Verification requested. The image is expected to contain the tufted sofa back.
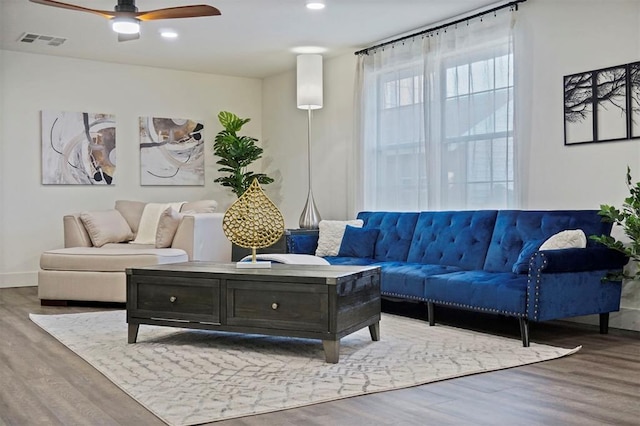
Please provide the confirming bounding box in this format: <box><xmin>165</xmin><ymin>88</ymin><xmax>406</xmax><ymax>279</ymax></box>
<box><xmin>406</xmin><ymin>210</ymin><xmax>498</xmax><ymax>270</ymax></box>
<box><xmin>483</xmin><ymin>210</ymin><xmax>612</xmax><ymax>272</ymax></box>
<box><xmin>357</xmin><ymin>212</ymin><xmax>419</xmax><ymax>261</ymax></box>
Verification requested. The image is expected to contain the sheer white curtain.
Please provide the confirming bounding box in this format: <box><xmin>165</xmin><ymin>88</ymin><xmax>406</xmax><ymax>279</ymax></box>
<box><xmin>355</xmin><ymin>9</ymin><xmax>523</xmax><ymax>212</ymax></box>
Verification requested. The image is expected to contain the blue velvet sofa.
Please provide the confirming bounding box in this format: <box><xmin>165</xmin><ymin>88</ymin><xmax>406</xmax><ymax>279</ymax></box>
<box><xmin>289</xmin><ymin>210</ymin><xmax>628</xmax><ymax>346</ymax></box>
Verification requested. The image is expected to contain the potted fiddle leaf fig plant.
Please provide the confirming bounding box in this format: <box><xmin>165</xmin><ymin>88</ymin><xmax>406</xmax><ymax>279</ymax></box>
<box><xmin>213</xmin><ymin>111</ymin><xmax>274</xmax><ymax>197</ymax></box>
<box><xmin>590</xmin><ymin>166</ymin><xmax>638</xmax><ymax>280</ymax></box>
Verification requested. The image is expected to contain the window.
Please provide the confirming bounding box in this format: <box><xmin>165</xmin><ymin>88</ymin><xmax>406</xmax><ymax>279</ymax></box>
<box><xmin>358</xmin><ymin>12</ymin><xmax>516</xmax><ymax>212</ymax></box>
<box><xmin>441</xmin><ymin>48</ymin><xmax>514</xmax><ymax>209</ymax></box>
<box><xmin>368</xmin><ymin>66</ymin><xmax>427</xmax><ymax>210</ymax></box>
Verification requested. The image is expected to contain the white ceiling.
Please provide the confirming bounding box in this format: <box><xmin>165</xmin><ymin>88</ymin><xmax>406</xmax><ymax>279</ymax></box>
<box><xmin>1</xmin><ymin>0</ymin><xmax>499</xmax><ymax>78</ymax></box>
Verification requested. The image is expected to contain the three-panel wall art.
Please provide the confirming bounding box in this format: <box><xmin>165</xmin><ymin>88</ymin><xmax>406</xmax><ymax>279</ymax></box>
<box><xmin>564</xmin><ymin>61</ymin><xmax>640</xmax><ymax>145</ymax></box>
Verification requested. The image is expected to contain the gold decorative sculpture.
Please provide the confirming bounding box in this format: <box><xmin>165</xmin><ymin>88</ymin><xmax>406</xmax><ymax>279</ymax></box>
<box><xmin>223</xmin><ymin>179</ymin><xmax>285</xmax><ymax>268</ymax></box>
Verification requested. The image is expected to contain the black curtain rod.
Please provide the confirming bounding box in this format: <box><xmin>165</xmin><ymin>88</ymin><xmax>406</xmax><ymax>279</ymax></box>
<box><xmin>354</xmin><ymin>0</ymin><xmax>526</xmax><ymax>56</ymax></box>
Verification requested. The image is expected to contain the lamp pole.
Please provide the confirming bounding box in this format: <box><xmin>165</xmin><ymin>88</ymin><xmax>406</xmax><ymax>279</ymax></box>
<box><xmin>297</xmin><ymin>54</ymin><xmax>323</xmax><ymax>229</ymax></box>
<box><xmin>299</xmin><ymin>107</ymin><xmax>321</xmax><ymax>229</ymax></box>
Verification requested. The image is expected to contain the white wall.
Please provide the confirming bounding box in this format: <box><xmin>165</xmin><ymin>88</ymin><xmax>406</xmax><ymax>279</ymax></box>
<box><xmin>262</xmin><ymin>53</ymin><xmax>357</xmax><ymax>228</ymax></box>
<box><xmin>523</xmin><ymin>0</ymin><xmax>640</xmax><ymax>210</ymax></box>
<box><xmin>0</xmin><ymin>50</ymin><xmax>262</xmax><ymax>287</ymax></box>
<box><xmin>262</xmin><ymin>0</ymin><xmax>640</xmax><ymax>330</ymax></box>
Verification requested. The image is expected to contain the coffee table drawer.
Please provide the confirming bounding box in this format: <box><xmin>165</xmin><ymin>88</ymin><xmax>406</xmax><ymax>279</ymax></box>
<box><xmin>132</xmin><ymin>277</ymin><xmax>220</xmax><ymax>322</ymax></box>
<box><xmin>226</xmin><ymin>280</ymin><xmax>328</xmax><ymax>331</ymax></box>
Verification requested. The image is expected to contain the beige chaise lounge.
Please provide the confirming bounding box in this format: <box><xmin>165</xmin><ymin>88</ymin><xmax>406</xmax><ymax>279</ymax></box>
<box><xmin>39</xmin><ymin>199</ymin><xmax>231</xmax><ymax>304</ymax></box>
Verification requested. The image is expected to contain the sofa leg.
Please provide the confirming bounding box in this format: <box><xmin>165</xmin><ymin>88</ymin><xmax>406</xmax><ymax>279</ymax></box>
<box><xmin>427</xmin><ymin>302</ymin><xmax>435</xmax><ymax>326</ymax></box>
<box><xmin>599</xmin><ymin>313</ymin><xmax>609</xmax><ymax>334</ymax></box>
<box><xmin>519</xmin><ymin>318</ymin><xmax>530</xmax><ymax>347</ymax></box>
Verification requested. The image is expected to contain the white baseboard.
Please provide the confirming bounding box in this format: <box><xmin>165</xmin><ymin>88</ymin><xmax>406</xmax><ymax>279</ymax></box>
<box><xmin>0</xmin><ymin>271</ymin><xmax>38</xmax><ymax>288</ymax></box>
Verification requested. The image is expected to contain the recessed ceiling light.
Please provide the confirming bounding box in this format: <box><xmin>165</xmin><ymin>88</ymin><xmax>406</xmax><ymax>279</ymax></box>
<box><xmin>306</xmin><ymin>0</ymin><xmax>325</xmax><ymax>10</ymax></box>
<box><xmin>292</xmin><ymin>46</ymin><xmax>328</xmax><ymax>54</ymax></box>
<box><xmin>160</xmin><ymin>30</ymin><xmax>178</xmax><ymax>39</ymax></box>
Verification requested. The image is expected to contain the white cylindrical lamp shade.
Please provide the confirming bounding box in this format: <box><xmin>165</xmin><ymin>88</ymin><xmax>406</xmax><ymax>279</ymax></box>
<box><xmin>297</xmin><ymin>54</ymin><xmax>323</xmax><ymax>110</ymax></box>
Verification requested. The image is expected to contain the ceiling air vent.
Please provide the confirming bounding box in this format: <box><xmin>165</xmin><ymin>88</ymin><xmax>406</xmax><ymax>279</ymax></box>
<box><xmin>18</xmin><ymin>32</ymin><xmax>67</xmax><ymax>47</ymax></box>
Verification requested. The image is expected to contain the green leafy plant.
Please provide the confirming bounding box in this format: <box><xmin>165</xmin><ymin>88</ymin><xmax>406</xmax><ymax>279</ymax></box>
<box><xmin>590</xmin><ymin>166</ymin><xmax>638</xmax><ymax>280</ymax></box>
<box><xmin>213</xmin><ymin>111</ymin><xmax>274</xmax><ymax>197</ymax></box>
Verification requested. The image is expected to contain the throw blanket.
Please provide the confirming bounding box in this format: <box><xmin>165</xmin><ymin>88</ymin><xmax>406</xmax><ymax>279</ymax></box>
<box><xmin>131</xmin><ymin>202</ymin><xmax>185</xmax><ymax>245</ymax></box>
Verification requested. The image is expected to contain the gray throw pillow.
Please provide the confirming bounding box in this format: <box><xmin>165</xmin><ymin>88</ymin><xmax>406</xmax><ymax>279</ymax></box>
<box><xmin>156</xmin><ymin>207</ymin><xmax>184</xmax><ymax>248</ymax></box>
<box><xmin>79</xmin><ymin>210</ymin><xmax>133</xmax><ymax>247</ymax></box>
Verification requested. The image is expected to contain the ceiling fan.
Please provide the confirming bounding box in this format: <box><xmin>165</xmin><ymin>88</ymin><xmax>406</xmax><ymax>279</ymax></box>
<box><xmin>28</xmin><ymin>0</ymin><xmax>221</xmax><ymax>42</ymax></box>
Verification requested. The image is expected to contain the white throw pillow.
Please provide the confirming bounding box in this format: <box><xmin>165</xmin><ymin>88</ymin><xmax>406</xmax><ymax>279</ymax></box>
<box><xmin>315</xmin><ymin>219</ymin><xmax>364</xmax><ymax>257</ymax></box>
<box><xmin>131</xmin><ymin>202</ymin><xmax>185</xmax><ymax>245</ymax></box>
<box><xmin>539</xmin><ymin>229</ymin><xmax>587</xmax><ymax>250</ymax></box>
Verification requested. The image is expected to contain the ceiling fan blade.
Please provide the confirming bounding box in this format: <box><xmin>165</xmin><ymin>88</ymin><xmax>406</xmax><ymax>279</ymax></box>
<box><xmin>118</xmin><ymin>32</ymin><xmax>140</xmax><ymax>42</ymax></box>
<box><xmin>28</xmin><ymin>0</ymin><xmax>114</xmax><ymax>19</ymax></box>
<box><xmin>137</xmin><ymin>5</ymin><xmax>221</xmax><ymax>21</ymax></box>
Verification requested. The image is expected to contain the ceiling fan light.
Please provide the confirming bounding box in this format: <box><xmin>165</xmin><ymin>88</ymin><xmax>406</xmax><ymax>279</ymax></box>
<box><xmin>111</xmin><ymin>17</ymin><xmax>140</xmax><ymax>34</ymax></box>
<box><xmin>306</xmin><ymin>0</ymin><xmax>325</xmax><ymax>10</ymax></box>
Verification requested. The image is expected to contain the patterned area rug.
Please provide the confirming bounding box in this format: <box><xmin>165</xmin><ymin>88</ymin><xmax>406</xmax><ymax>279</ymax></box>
<box><xmin>30</xmin><ymin>311</ymin><xmax>579</xmax><ymax>426</ymax></box>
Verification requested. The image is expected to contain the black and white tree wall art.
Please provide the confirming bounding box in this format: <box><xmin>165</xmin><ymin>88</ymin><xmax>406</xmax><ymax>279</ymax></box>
<box><xmin>564</xmin><ymin>62</ymin><xmax>640</xmax><ymax>145</ymax></box>
<box><xmin>595</xmin><ymin>66</ymin><xmax>627</xmax><ymax>141</ymax></box>
<box><xmin>629</xmin><ymin>62</ymin><xmax>640</xmax><ymax>138</ymax></box>
<box><xmin>564</xmin><ymin>71</ymin><xmax>594</xmax><ymax>144</ymax></box>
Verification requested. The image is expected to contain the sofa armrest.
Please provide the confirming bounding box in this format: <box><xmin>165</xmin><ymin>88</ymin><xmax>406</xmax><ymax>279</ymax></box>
<box><xmin>526</xmin><ymin>248</ymin><xmax>626</xmax><ymax>322</ymax></box>
<box><xmin>531</xmin><ymin>247</ymin><xmax>628</xmax><ymax>274</ymax></box>
<box><xmin>172</xmin><ymin>213</ymin><xmax>231</xmax><ymax>262</ymax></box>
<box><xmin>63</xmin><ymin>214</ymin><xmax>92</xmax><ymax>248</ymax></box>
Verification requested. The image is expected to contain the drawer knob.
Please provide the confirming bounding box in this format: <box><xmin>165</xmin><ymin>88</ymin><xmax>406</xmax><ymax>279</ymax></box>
<box><xmin>271</xmin><ymin>302</ymin><xmax>279</xmax><ymax>310</ymax></box>
<box><xmin>169</xmin><ymin>296</ymin><xmax>177</xmax><ymax>303</ymax></box>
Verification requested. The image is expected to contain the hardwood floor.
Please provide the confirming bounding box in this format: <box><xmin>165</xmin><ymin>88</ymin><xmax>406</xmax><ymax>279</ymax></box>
<box><xmin>1</xmin><ymin>286</ymin><xmax>638</xmax><ymax>425</ymax></box>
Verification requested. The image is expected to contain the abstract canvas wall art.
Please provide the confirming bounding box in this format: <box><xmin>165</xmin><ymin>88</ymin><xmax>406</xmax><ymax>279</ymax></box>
<box><xmin>139</xmin><ymin>116</ymin><xmax>205</xmax><ymax>186</ymax></box>
<box><xmin>41</xmin><ymin>110</ymin><xmax>116</xmax><ymax>185</ymax></box>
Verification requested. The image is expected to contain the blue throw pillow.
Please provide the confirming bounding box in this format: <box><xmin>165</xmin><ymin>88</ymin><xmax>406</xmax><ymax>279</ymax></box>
<box><xmin>338</xmin><ymin>226</ymin><xmax>379</xmax><ymax>258</ymax></box>
<box><xmin>512</xmin><ymin>239</ymin><xmax>544</xmax><ymax>274</ymax></box>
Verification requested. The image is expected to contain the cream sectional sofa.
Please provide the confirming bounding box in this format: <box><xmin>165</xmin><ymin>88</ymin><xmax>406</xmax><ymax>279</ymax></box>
<box><xmin>38</xmin><ymin>199</ymin><xmax>231</xmax><ymax>304</ymax></box>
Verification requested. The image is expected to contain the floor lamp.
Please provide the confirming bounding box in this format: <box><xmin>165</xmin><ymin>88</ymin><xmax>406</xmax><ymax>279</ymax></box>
<box><xmin>297</xmin><ymin>54</ymin><xmax>323</xmax><ymax>229</ymax></box>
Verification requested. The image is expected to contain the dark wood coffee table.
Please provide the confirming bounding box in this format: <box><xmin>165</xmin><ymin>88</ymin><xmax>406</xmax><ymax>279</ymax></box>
<box><xmin>126</xmin><ymin>262</ymin><xmax>381</xmax><ymax>363</ymax></box>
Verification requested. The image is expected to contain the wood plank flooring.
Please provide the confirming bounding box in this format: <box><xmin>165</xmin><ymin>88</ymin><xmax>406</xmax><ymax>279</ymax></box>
<box><xmin>1</xmin><ymin>286</ymin><xmax>638</xmax><ymax>425</ymax></box>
